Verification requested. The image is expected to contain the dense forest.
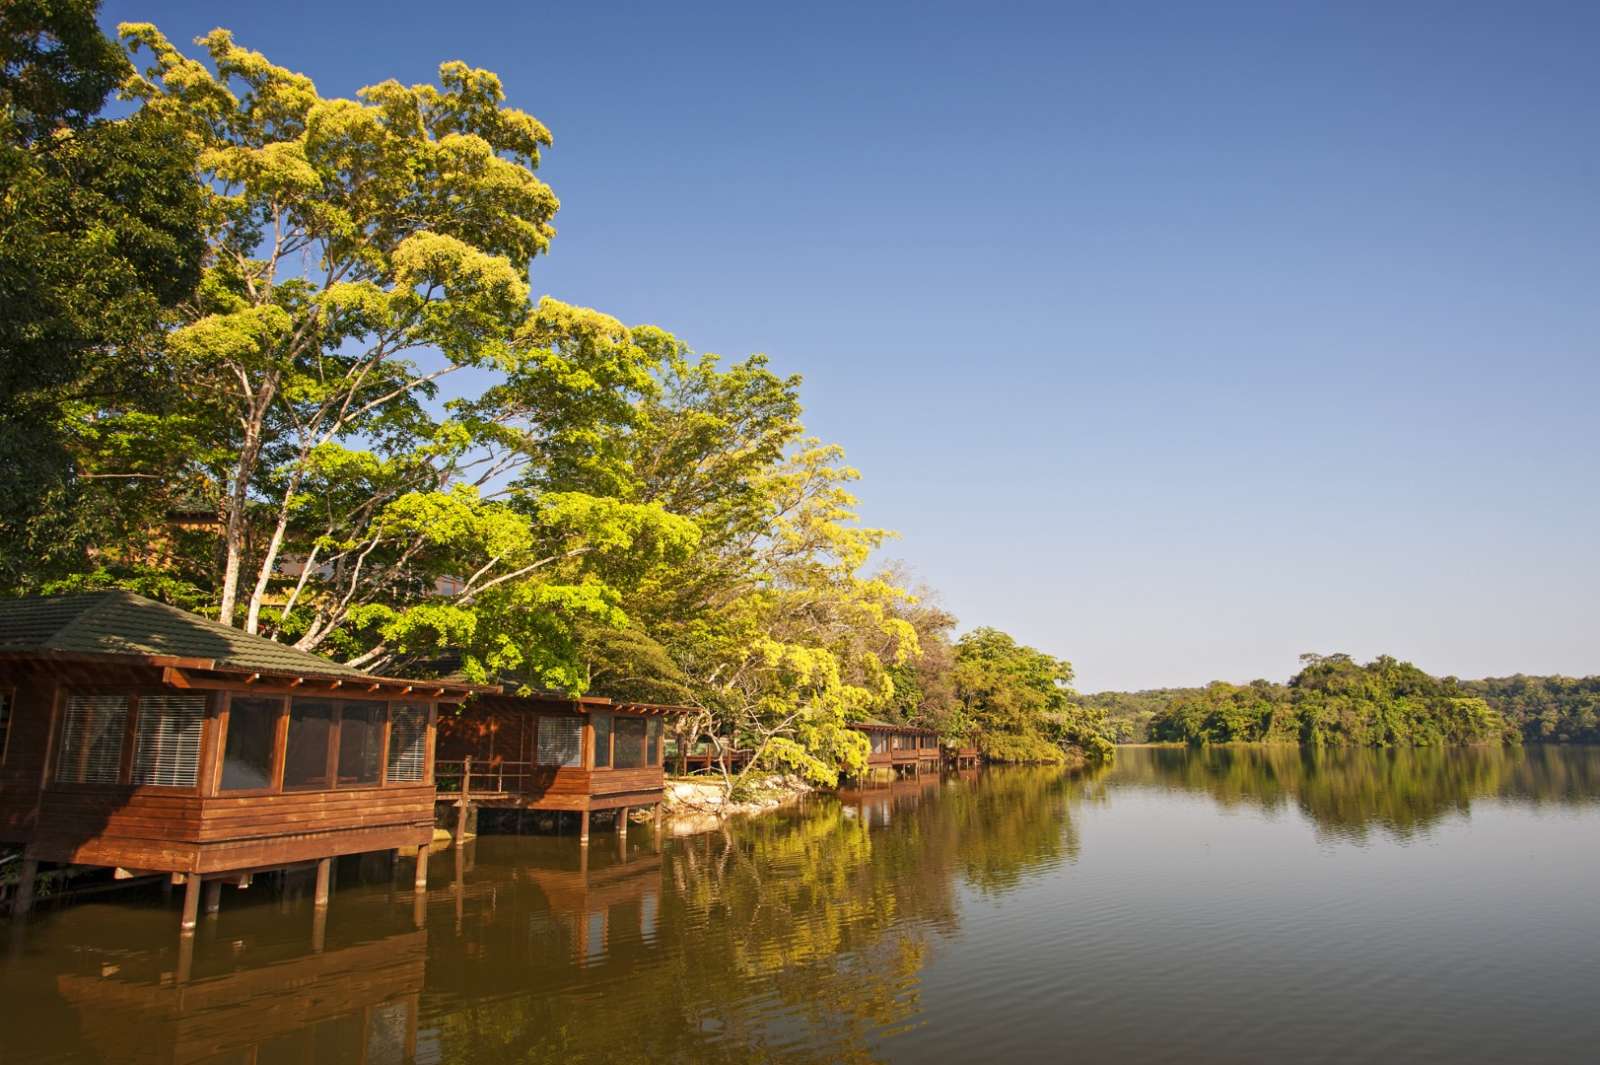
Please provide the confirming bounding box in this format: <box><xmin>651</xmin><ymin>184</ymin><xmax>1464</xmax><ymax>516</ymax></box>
<box><xmin>0</xmin><ymin>3</ymin><xmax>1114</xmax><ymax>791</ymax></box>
<box><xmin>1087</xmin><ymin>655</ymin><xmax>1596</xmax><ymax>747</ymax></box>
<box><xmin>1460</xmin><ymin>675</ymin><xmax>1600</xmax><ymax>744</ymax></box>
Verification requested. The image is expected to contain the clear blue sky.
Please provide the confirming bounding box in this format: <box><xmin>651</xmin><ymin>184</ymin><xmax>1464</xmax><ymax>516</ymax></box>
<box><xmin>104</xmin><ymin>1</ymin><xmax>1600</xmax><ymax>691</ymax></box>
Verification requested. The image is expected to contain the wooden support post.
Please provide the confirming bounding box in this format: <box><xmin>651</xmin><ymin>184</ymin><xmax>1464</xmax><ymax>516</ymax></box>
<box><xmin>578</xmin><ymin>809</ymin><xmax>591</xmax><ymax>846</ymax></box>
<box><xmin>617</xmin><ymin>806</ymin><xmax>629</xmax><ymax>842</ymax></box>
<box><xmin>313</xmin><ymin>858</ymin><xmax>331</xmax><ymax>908</ymax></box>
<box><xmin>413</xmin><ymin>844</ymin><xmax>429</xmax><ymax>892</ymax></box>
<box><xmin>180</xmin><ymin>876</ymin><xmax>202</xmax><ymax>933</ymax></box>
<box><xmin>311</xmin><ymin>900</ymin><xmax>327</xmax><ymax>953</ymax></box>
<box><xmin>455</xmin><ymin>756</ymin><xmax>472</xmax><ymax>846</ymax></box>
<box><xmin>453</xmin><ymin>846</ymin><xmax>465</xmax><ymax>933</ymax></box>
<box><xmin>11</xmin><ymin>859</ymin><xmax>38</xmax><ymax>918</ymax></box>
<box><xmin>175</xmin><ymin>927</ymin><xmax>194</xmax><ymax>985</ymax></box>
<box><xmin>203</xmin><ymin>879</ymin><xmax>222</xmax><ymax>917</ymax></box>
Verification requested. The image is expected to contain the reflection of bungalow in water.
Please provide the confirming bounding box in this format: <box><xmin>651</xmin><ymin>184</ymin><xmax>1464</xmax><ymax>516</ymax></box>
<box><xmin>0</xmin><ymin>592</ymin><xmax>480</xmax><ymax>927</ymax></box>
<box><xmin>849</xmin><ymin>719</ymin><xmax>941</xmax><ymax>778</ymax></box>
<box><xmin>526</xmin><ymin>850</ymin><xmax>663</xmax><ymax>967</ymax></box>
<box><xmin>422</xmin><ymin>840</ymin><xmax>664</xmax><ymax>974</ymax></box>
<box><xmin>838</xmin><ymin>772</ymin><xmax>942</xmax><ymax>827</ymax></box>
<box><xmin>52</xmin><ymin>929</ymin><xmax>427</xmax><ymax>1065</ymax></box>
<box><xmin>435</xmin><ymin>692</ymin><xmax>691</xmax><ymax>844</ymax></box>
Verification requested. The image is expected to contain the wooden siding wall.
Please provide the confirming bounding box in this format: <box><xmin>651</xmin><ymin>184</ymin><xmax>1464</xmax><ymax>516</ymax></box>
<box><xmin>27</xmin><ymin>784</ymin><xmax>436</xmax><ymax>872</ymax></box>
<box><xmin>0</xmin><ymin>661</ymin><xmax>440</xmax><ymax>875</ymax></box>
<box><xmin>0</xmin><ymin>672</ymin><xmax>61</xmax><ymax>842</ymax></box>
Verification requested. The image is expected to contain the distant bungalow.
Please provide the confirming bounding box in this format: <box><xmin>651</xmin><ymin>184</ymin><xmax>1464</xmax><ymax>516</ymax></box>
<box><xmin>849</xmin><ymin>719</ymin><xmax>942</xmax><ymax>779</ymax></box>
<box><xmin>0</xmin><ymin>591</ymin><xmax>482</xmax><ymax>929</ymax></box>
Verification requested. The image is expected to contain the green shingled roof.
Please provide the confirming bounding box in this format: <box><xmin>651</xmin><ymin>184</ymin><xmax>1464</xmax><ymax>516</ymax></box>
<box><xmin>0</xmin><ymin>591</ymin><xmax>366</xmax><ymax>677</ymax></box>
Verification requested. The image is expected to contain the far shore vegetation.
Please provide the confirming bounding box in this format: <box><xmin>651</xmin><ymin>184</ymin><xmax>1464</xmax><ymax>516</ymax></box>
<box><xmin>1086</xmin><ymin>654</ymin><xmax>1596</xmax><ymax>747</ymax></box>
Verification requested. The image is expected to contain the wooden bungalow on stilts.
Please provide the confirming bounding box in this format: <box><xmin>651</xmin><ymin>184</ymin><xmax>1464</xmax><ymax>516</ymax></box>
<box><xmin>434</xmin><ymin>692</ymin><xmax>691</xmax><ymax>847</ymax></box>
<box><xmin>849</xmin><ymin>720</ymin><xmax>942</xmax><ymax>781</ymax></box>
<box><xmin>0</xmin><ymin>592</ymin><xmax>483</xmax><ymax>931</ymax></box>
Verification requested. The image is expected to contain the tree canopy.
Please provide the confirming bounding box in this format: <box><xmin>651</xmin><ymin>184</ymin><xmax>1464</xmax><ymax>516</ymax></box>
<box><xmin>0</xmin><ymin>11</ymin><xmax>1108</xmax><ymax>790</ymax></box>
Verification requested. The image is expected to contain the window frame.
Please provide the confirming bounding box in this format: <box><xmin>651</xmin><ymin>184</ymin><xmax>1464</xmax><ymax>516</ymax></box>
<box><xmin>612</xmin><ymin>715</ymin><xmax>648</xmax><ymax>770</ymax></box>
<box><xmin>46</xmin><ymin>683</ymin><xmax>438</xmax><ymax>796</ymax></box>
<box><xmin>49</xmin><ymin>686</ymin><xmax>216</xmax><ymax>794</ymax></box>
<box><xmin>591</xmin><ymin>713</ymin><xmax>612</xmax><ymax>770</ymax></box>
<box><xmin>534</xmin><ymin>713</ymin><xmax>584</xmax><ymax>768</ymax></box>
<box><xmin>214</xmin><ymin>692</ymin><xmax>287</xmax><ymax>797</ymax></box>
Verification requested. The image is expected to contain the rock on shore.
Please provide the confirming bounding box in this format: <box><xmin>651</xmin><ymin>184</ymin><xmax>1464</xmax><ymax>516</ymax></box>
<box><xmin>661</xmin><ymin>774</ymin><xmax>813</xmax><ymax>833</ymax></box>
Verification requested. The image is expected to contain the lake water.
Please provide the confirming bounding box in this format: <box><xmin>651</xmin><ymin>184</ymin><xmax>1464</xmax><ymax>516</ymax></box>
<box><xmin>4</xmin><ymin>745</ymin><xmax>1599</xmax><ymax>1064</ymax></box>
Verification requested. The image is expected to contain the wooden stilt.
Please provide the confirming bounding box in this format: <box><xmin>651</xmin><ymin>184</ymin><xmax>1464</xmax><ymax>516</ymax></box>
<box><xmin>175</xmin><ymin>927</ymin><xmax>194</xmax><ymax>984</ymax></box>
<box><xmin>578</xmin><ymin>809</ymin><xmax>591</xmax><ymax>846</ymax></box>
<box><xmin>203</xmin><ymin>879</ymin><xmax>222</xmax><ymax>917</ymax></box>
<box><xmin>311</xmin><ymin>900</ymin><xmax>327</xmax><ymax>953</ymax></box>
<box><xmin>617</xmin><ymin>806</ymin><xmax>629</xmax><ymax>841</ymax></box>
<box><xmin>455</xmin><ymin>756</ymin><xmax>472</xmax><ymax>846</ymax></box>
<box><xmin>313</xmin><ymin>858</ymin><xmax>331</xmax><ymax>908</ymax></box>
<box><xmin>413</xmin><ymin>844</ymin><xmax>429</xmax><ymax>892</ymax></box>
<box><xmin>11</xmin><ymin>859</ymin><xmax>38</xmax><ymax>918</ymax></box>
<box><xmin>180</xmin><ymin>876</ymin><xmax>202</xmax><ymax>933</ymax></box>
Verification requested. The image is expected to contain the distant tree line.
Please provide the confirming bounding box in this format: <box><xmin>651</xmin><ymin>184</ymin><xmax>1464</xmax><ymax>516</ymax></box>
<box><xmin>1087</xmin><ymin>654</ymin><xmax>1538</xmax><ymax>747</ymax></box>
<box><xmin>1459</xmin><ymin>675</ymin><xmax>1600</xmax><ymax>744</ymax></box>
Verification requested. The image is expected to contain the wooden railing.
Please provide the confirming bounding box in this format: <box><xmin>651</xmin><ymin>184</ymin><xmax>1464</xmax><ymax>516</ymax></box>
<box><xmin>434</xmin><ymin>757</ymin><xmax>535</xmax><ymax>798</ymax></box>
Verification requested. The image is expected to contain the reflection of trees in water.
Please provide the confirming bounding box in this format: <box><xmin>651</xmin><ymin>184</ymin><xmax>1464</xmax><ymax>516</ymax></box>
<box><xmin>1120</xmin><ymin>744</ymin><xmax>1600</xmax><ymax>841</ymax></box>
<box><xmin>430</xmin><ymin>768</ymin><xmax>1083</xmax><ymax>1063</ymax></box>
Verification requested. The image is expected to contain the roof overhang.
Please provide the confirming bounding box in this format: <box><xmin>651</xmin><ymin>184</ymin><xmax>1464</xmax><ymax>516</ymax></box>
<box><xmin>475</xmin><ymin>691</ymin><xmax>698</xmax><ymax>716</ymax></box>
<box><xmin>161</xmin><ymin>664</ymin><xmax>492</xmax><ymax>701</ymax></box>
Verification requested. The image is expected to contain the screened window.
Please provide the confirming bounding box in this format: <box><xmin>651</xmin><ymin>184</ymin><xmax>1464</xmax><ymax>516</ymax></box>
<box><xmin>283</xmin><ymin>699</ymin><xmax>334</xmax><ymax>789</ymax></box>
<box><xmin>647</xmin><ymin>717</ymin><xmax>662</xmax><ymax>765</ymax></box>
<box><xmin>57</xmin><ymin>695</ymin><xmax>129</xmax><ymax>784</ymax></box>
<box><xmin>613</xmin><ymin>716</ymin><xmax>646</xmax><ymax>769</ymax></box>
<box><xmin>387</xmin><ymin>703</ymin><xmax>428</xmax><ymax>783</ymax></box>
<box><xmin>536</xmin><ymin>716</ymin><xmax>582</xmax><ymax>767</ymax></box>
<box><xmin>222</xmin><ymin>697</ymin><xmax>280</xmax><ymax>791</ymax></box>
<box><xmin>131</xmin><ymin>694</ymin><xmax>206</xmax><ymax>786</ymax></box>
<box><xmin>870</xmin><ymin>732</ymin><xmax>889</xmax><ymax>754</ymax></box>
<box><xmin>337</xmin><ymin>701</ymin><xmax>385</xmax><ymax>786</ymax></box>
<box><xmin>591</xmin><ymin>714</ymin><xmax>611</xmax><ymax>769</ymax></box>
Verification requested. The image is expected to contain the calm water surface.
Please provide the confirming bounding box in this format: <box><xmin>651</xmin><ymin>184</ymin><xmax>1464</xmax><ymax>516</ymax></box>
<box><xmin>5</xmin><ymin>745</ymin><xmax>1600</xmax><ymax>1064</ymax></box>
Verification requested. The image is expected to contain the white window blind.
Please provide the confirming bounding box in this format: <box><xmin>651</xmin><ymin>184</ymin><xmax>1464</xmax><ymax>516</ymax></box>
<box><xmin>132</xmin><ymin>694</ymin><xmax>206</xmax><ymax>786</ymax></box>
<box><xmin>536</xmin><ymin>716</ymin><xmax>583</xmax><ymax>767</ymax></box>
<box><xmin>387</xmin><ymin>703</ymin><xmax>428</xmax><ymax>783</ymax></box>
<box><xmin>57</xmin><ymin>695</ymin><xmax>129</xmax><ymax>784</ymax></box>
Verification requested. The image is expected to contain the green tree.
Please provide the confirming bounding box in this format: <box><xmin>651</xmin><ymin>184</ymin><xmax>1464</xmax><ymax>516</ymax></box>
<box><xmin>953</xmin><ymin>627</ymin><xmax>1114</xmax><ymax>764</ymax></box>
<box><xmin>0</xmin><ymin>1</ymin><xmax>204</xmax><ymax>591</ymax></box>
<box><xmin>77</xmin><ymin>26</ymin><xmax>699</xmax><ymax>689</ymax></box>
